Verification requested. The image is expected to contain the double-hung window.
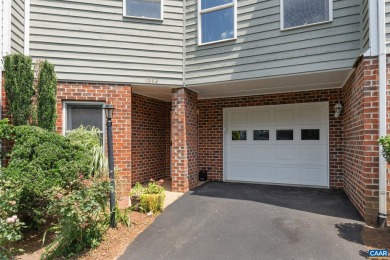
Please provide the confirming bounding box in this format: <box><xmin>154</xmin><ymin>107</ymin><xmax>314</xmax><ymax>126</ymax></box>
<box><xmin>281</xmin><ymin>0</ymin><xmax>332</xmax><ymax>30</ymax></box>
<box><xmin>123</xmin><ymin>0</ymin><xmax>163</xmax><ymax>20</ymax></box>
<box><xmin>198</xmin><ymin>0</ymin><xmax>237</xmax><ymax>45</ymax></box>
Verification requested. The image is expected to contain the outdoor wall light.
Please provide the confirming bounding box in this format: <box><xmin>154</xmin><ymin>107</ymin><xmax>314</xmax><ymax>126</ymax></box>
<box><xmin>104</xmin><ymin>104</ymin><xmax>115</xmax><ymax>120</ymax></box>
<box><xmin>334</xmin><ymin>101</ymin><xmax>343</xmax><ymax>118</ymax></box>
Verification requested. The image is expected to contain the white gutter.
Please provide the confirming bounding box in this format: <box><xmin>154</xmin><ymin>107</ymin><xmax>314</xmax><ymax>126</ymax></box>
<box><xmin>182</xmin><ymin>0</ymin><xmax>186</xmax><ymax>88</ymax></box>
<box><xmin>377</xmin><ymin>0</ymin><xmax>387</xmax><ymax>228</ymax></box>
<box><xmin>24</xmin><ymin>0</ymin><xmax>30</xmax><ymax>55</ymax></box>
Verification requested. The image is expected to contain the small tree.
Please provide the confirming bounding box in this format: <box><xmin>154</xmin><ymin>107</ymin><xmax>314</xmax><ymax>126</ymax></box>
<box><xmin>3</xmin><ymin>54</ymin><xmax>34</xmax><ymax>126</ymax></box>
<box><xmin>37</xmin><ymin>60</ymin><xmax>57</xmax><ymax>131</ymax></box>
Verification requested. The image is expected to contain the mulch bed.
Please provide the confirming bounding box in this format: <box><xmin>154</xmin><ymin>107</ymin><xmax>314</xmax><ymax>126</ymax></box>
<box><xmin>14</xmin><ymin>212</ymin><xmax>156</xmax><ymax>260</ymax></box>
<box><xmin>362</xmin><ymin>226</ymin><xmax>390</xmax><ymax>249</ymax></box>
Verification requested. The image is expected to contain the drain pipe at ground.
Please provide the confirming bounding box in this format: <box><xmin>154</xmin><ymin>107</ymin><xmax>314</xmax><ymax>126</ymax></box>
<box><xmin>378</xmin><ymin>0</ymin><xmax>387</xmax><ymax>228</ymax></box>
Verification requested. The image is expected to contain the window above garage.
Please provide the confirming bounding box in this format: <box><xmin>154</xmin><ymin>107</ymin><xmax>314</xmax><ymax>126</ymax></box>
<box><xmin>281</xmin><ymin>0</ymin><xmax>332</xmax><ymax>30</ymax></box>
<box><xmin>198</xmin><ymin>0</ymin><xmax>237</xmax><ymax>45</ymax></box>
<box><xmin>123</xmin><ymin>0</ymin><xmax>163</xmax><ymax>20</ymax></box>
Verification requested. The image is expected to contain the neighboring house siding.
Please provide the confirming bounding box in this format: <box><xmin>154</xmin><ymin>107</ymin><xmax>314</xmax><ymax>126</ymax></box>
<box><xmin>1</xmin><ymin>0</ymin><xmax>3</xmax><ymax>55</ymax></box>
<box><xmin>361</xmin><ymin>0</ymin><xmax>369</xmax><ymax>52</ymax></box>
<box><xmin>11</xmin><ymin>0</ymin><xmax>24</xmax><ymax>54</ymax></box>
<box><xmin>185</xmin><ymin>0</ymin><xmax>362</xmax><ymax>86</ymax></box>
<box><xmin>386</xmin><ymin>0</ymin><xmax>390</xmax><ymax>52</ymax></box>
<box><xmin>29</xmin><ymin>0</ymin><xmax>183</xmax><ymax>86</ymax></box>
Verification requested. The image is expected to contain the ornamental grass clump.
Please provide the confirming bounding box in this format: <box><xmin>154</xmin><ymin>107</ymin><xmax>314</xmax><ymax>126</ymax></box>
<box><xmin>138</xmin><ymin>179</ymin><xmax>165</xmax><ymax>214</ymax></box>
<box><xmin>66</xmin><ymin>126</ymin><xmax>108</xmax><ymax>177</ymax></box>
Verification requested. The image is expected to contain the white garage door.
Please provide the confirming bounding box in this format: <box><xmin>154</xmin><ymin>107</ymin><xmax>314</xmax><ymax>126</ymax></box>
<box><xmin>224</xmin><ymin>102</ymin><xmax>329</xmax><ymax>187</ymax></box>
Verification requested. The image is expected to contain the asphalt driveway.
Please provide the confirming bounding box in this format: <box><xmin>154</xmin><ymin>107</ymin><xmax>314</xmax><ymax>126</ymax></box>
<box><xmin>119</xmin><ymin>182</ymin><xmax>367</xmax><ymax>260</ymax></box>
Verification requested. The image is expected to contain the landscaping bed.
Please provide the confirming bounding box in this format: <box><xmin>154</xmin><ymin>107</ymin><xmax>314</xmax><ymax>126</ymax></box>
<box><xmin>15</xmin><ymin>211</ymin><xmax>156</xmax><ymax>260</ymax></box>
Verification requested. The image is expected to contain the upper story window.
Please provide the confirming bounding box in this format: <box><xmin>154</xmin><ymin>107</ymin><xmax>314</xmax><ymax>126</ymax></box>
<box><xmin>123</xmin><ymin>0</ymin><xmax>163</xmax><ymax>20</ymax></box>
<box><xmin>281</xmin><ymin>0</ymin><xmax>332</xmax><ymax>30</ymax></box>
<box><xmin>198</xmin><ymin>0</ymin><xmax>237</xmax><ymax>45</ymax></box>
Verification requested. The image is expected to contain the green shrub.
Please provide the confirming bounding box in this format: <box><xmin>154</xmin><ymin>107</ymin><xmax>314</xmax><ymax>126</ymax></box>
<box><xmin>37</xmin><ymin>60</ymin><xmax>57</xmax><ymax>131</ymax></box>
<box><xmin>137</xmin><ymin>179</ymin><xmax>165</xmax><ymax>213</ymax></box>
<box><xmin>129</xmin><ymin>182</ymin><xmax>144</xmax><ymax>199</ymax></box>
<box><xmin>66</xmin><ymin>126</ymin><xmax>108</xmax><ymax>177</ymax></box>
<box><xmin>66</xmin><ymin>126</ymin><xmax>100</xmax><ymax>151</ymax></box>
<box><xmin>3</xmin><ymin>54</ymin><xmax>34</xmax><ymax>126</ymax></box>
<box><xmin>379</xmin><ymin>136</ymin><xmax>390</xmax><ymax>163</ymax></box>
<box><xmin>2</xmin><ymin>125</ymin><xmax>92</xmax><ymax>227</ymax></box>
<box><xmin>139</xmin><ymin>194</ymin><xmax>165</xmax><ymax>213</ymax></box>
<box><xmin>144</xmin><ymin>179</ymin><xmax>165</xmax><ymax>195</ymax></box>
<box><xmin>0</xmin><ymin>178</ymin><xmax>25</xmax><ymax>249</ymax></box>
<box><xmin>42</xmin><ymin>178</ymin><xmax>110</xmax><ymax>259</ymax></box>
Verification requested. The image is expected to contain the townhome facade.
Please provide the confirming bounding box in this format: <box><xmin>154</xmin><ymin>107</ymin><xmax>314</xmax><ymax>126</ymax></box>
<box><xmin>0</xmin><ymin>0</ymin><xmax>389</xmax><ymax>226</ymax></box>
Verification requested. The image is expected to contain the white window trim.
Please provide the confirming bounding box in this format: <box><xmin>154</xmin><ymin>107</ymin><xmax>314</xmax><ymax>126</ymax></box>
<box><xmin>198</xmin><ymin>0</ymin><xmax>237</xmax><ymax>46</ymax></box>
<box><xmin>123</xmin><ymin>0</ymin><xmax>164</xmax><ymax>21</ymax></box>
<box><xmin>280</xmin><ymin>0</ymin><xmax>333</xmax><ymax>31</ymax></box>
<box><xmin>62</xmin><ymin>101</ymin><xmax>106</xmax><ymax>149</ymax></box>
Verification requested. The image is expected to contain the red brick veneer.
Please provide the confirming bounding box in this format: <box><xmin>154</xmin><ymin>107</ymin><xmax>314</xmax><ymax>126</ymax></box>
<box><xmin>342</xmin><ymin>57</ymin><xmax>390</xmax><ymax>224</ymax></box>
<box><xmin>56</xmin><ymin>82</ymin><xmax>132</xmax><ymax>195</ymax></box>
<box><xmin>131</xmin><ymin>93</ymin><xmax>171</xmax><ymax>184</ymax></box>
<box><xmin>171</xmin><ymin>88</ymin><xmax>198</xmax><ymax>192</ymax></box>
<box><xmin>197</xmin><ymin>89</ymin><xmax>344</xmax><ymax>188</ymax></box>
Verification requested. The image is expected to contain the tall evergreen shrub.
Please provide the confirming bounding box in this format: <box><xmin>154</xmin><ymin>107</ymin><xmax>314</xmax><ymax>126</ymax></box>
<box><xmin>37</xmin><ymin>60</ymin><xmax>57</xmax><ymax>131</ymax></box>
<box><xmin>3</xmin><ymin>54</ymin><xmax>34</xmax><ymax>126</ymax></box>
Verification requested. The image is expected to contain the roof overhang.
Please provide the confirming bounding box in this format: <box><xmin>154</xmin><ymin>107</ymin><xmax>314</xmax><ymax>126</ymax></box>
<box><xmin>131</xmin><ymin>68</ymin><xmax>353</xmax><ymax>102</ymax></box>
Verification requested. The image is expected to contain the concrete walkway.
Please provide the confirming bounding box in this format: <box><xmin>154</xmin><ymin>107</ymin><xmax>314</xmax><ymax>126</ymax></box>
<box><xmin>119</xmin><ymin>182</ymin><xmax>367</xmax><ymax>260</ymax></box>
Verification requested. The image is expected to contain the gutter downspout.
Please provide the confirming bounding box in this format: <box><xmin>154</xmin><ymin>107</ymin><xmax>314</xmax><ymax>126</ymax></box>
<box><xmin>377</xmin><ymin>0</ymin><xmax>387</xmax><ymax>228</ymax></box>
<box><xmin>182</xmin><ymin>0</ymin><xmax>186</xmax><ymax>88</ymax></box>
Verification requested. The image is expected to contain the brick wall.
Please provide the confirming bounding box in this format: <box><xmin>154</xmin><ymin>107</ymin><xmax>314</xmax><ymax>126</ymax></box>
<box><xmin>198</xmin><ymin>89</ymin><xmax>344</xmax><ymax>188</ymax></box>
<box><xmin>343</xmin><ymin>57</ymin><xmax>390</xmax><ymax>224</ymax></box>
<box><xmin>131</xmin><ymin>93</ymin><xmax>171</xmax><ymax>184</ymax></box>
<box><xmin>56</xmin><ymin>82</ymin><xmax>132</xmax><ymax>195</ymax></box>
<box><xmin>1</xmin><ymin>75</ymin><xmax>13</xmax><ymax>165</ymax></box>
<box><xmin>171</xmin><ymin>88</ymin><xmax>198</xmax><ymax>192</ymax></box>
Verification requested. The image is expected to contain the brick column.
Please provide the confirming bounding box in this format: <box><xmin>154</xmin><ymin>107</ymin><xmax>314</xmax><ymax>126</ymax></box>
<box><xmin>171</xmin><ymin>88</ymin><xmax>198</xmax><ymax>192</ymax></box>
<box><xmin>343</xmin><ymin>57</ymin><xmax>390</xmax><ymax>225</ymax></box>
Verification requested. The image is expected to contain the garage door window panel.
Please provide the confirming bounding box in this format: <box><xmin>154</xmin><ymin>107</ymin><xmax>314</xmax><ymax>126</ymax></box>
<box><xmin>301</xmin><ymin>129</ymin><xmax>320</xmax><ymax>140</ymax></box>
<box><xmin>232</xmin><ymin>130</ymin><xmax>246</xmax><ymax>141</ymax></box>
<box><xmin>254</xmin><ymin>130</ymin><xmax>269</xmax><ymax>140</ymax></box>
<box><xmin>276</xmin><ymin>130</ymin><xmax>294</xmax><ymax>140</ymax></box>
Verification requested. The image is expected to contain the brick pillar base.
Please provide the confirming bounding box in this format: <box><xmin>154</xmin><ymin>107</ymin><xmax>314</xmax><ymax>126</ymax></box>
<box><xmin>171</xmin><ymin>88</ymin><xmax>198</xmax><ymax>193</ymax></box>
